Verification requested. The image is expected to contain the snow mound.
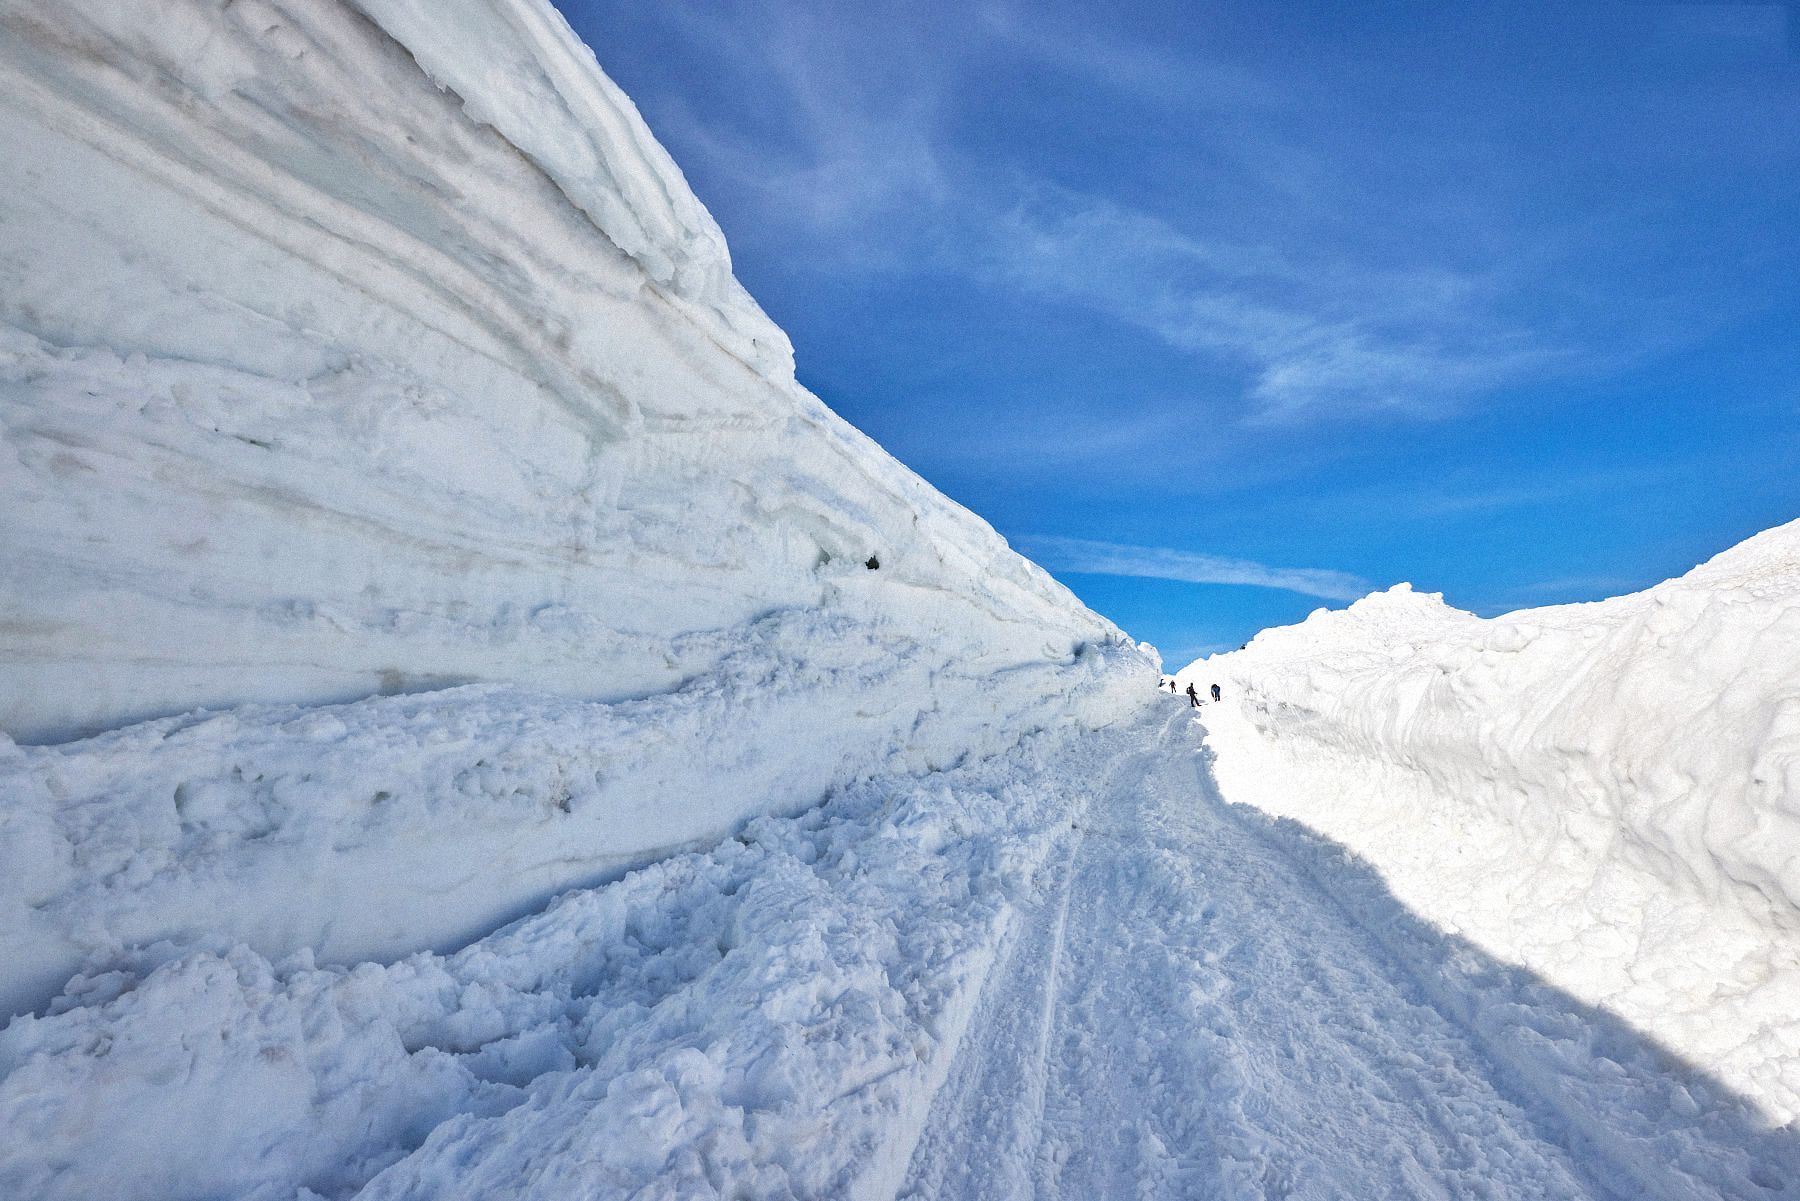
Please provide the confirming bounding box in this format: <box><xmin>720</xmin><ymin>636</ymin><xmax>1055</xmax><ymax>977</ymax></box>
<box><xmin>1190</xmin><ymin>521</ymin><xmax>1800</xmax><ymax>1120</ymax></box>
<box><xmin>0</xmin><ymin>0</ymin><xmax>1155</xmax><ymax>1022</ymax></box>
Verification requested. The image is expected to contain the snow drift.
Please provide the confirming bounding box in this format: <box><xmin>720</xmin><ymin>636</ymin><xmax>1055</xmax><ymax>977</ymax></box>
<box><xmin>1190</xmin><ymin>521</ymin><xmax>1800</xmax><ymax>1120</ymax></box>
<box><xmin>0</xmin><ymin>0</ymin><xmax>1152</xmax><ymax>1022</ymax></box>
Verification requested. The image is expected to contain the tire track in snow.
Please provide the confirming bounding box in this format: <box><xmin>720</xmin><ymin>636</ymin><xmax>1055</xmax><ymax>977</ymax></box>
<box><xmin>897</xmin><ymin>731</ymin><xmax>1148</xmax><ymax>1201</ymax></box>
<box><xmin>906</xmin><ymin>706</ymin><xmax>1620</xmax><ymax>1199</ymax></box>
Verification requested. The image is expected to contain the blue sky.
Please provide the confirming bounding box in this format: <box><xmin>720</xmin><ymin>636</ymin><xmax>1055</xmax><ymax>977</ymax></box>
<box><xmin>555</xmin><ymin>1</ymin><xmax>1800</xmax><ymax>666</ymax></box>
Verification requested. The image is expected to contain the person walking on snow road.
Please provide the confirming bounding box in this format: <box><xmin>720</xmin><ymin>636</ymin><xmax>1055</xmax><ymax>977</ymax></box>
<box><xmin>1211</xmin><ymin>683</ymin><xmax>1221</xmax><ymax>702</ymax></box>
<box><xmin>1186</xmin><ymin>683</ymin><xmax>1200</xmax><ymax>708</ymax></box>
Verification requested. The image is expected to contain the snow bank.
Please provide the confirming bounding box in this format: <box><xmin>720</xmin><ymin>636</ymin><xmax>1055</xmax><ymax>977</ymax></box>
<box><xmin>0</xmin><ymin>0</ymin><xmax>1134</xmax><ymax>744</ymax></box>
<box><xmin>0</xmin><ymin>0</ymin><xmax>1154</xmax><ymax>1019</ymax></box>
<box><xmin>0</xmin><ymin>626</ymin><xmax>1146</xmax><ymax>1024</ymax></box>
<box><xmin>0</xmin><ymin>718</ymin><xmax>1120</xmax><ymax>1201</ymax></box>
<box><xmin>1189</xmin><ymin>521</ymin><xmax>1800</xmax><ymax>1120</ymax></box>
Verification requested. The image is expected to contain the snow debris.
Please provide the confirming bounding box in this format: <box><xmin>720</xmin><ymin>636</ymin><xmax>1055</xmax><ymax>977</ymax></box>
<box><xmin>0</xmin><ymin>722</ymin><xmax>1101</xmax><ymax>1201</ymax></box>
<box><xmin>0</xmin><ymin>624</ymin><xmax>1147</xmax><ymax>1022</ymax></box>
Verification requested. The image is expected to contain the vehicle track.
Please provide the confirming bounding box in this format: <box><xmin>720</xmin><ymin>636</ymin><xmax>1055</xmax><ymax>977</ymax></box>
<box><xmin>903</xmin><ymin>706</ymin><xmax>1640</xmax><ymax>1200</ymax></box>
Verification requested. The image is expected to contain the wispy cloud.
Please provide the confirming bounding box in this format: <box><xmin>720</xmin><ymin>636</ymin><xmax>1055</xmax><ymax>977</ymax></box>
<box><xmin>1312</xmin><ymin>460</ymin><xmax>1686</xmax><ymax>525</ymax></box>
<box><xmin>644</xmin><ymin>4</ymin><xmax>951</xmax><ymax>257</ymax></box>
<box><xmin>973</xmin><ymin>0</ymin><xmax>1284</xmax><ymax>112</ymax></box>
<box><xmin>1017</xmin><ymin>535</ymin><xmax>1372</xmax><ymax>600</ymax></box>
<box><xmin>983</xmin><ymin>191</ymin><xmax>1556</xmax><ymax>422</ymax></box>
<box><xmin>605</xmin><ymin>1</ymin><xmax>1769</xmax><ymax>433</ymax></box>
<box><xmin>897</xmin><ymin>406</ymin><xmax>1200</xmax><ymax>475</ymax></box>
<box><xmin>647</xmin><ymin>7</ymin><xmax>1568</xmax><ymax>424</ymax></box>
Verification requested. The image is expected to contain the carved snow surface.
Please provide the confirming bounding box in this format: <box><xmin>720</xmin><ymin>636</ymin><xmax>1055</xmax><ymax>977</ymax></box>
<box><xmin>0</xmin><ymin>0</ymin><xmax>1151</xmax><ymax>1019</ymax></box>
<box><xmin>0</xmin><ymin>0</ymin><xmax>1130</xmax><ymax>747</ymax></box>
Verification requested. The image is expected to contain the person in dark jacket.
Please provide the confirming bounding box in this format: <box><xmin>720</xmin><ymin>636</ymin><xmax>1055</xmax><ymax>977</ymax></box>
<box><xmin>1185</xmin><ymin>682</ymin><xmax>1200</xmax><ymax>708</ymax></box>
<box><xmin>1210</xmin><ymin>683</ymin><xmax>1221</xmax><ymax>702</ymax></box>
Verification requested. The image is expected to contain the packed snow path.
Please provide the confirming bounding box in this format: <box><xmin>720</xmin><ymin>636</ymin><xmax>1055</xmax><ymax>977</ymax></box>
<box><xmin>4</xmin><ymin>699</ymin><xmax>1797</xmax><ymax>1199</ymax></box>
<box><xmin>904</xmin><ymin>706</ymin><xmax>1799</xmax><ymax>1201</ymax></box>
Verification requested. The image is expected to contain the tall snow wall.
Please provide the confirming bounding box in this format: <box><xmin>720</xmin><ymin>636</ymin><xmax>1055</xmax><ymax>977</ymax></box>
<box><xmin>0</xmin><ymin>0</ymin><xmax>1153</xmax><ymax>1018</ymax></box>
<box><xmin>1188</xmin><ymin>522</ymin><xmax>1800</xmax><ymax>1120</ymax></box>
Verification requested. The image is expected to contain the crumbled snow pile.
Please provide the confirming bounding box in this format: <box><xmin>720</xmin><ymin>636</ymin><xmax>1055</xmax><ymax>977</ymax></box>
<box><xmin>1188</xmin><ymin>520</ymin><xmax>1800</xmax><ymax>1121</ymax></box>
<box><xmin>0</xmin><ymin>0</ymin><xmax>1153</xmax><ymax>1021</ymax></box>
<box><xmin>0</xmin><ymin>721</ymin><xmax>1121</xmax><ymax>1201</ymax></box>
<box><xmin>0</xmin><ymin>624</ymin><xmax>1144</xmax><ymax>1025</ymax></box>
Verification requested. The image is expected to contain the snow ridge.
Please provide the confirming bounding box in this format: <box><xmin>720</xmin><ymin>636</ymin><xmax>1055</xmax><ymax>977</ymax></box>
<box><xmin>351</xmin><ymin>0</ymin><xmax>789</xmax><ymax>377</ymax></box>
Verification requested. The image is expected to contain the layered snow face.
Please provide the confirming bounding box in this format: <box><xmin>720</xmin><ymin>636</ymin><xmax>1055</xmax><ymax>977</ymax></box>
<box><xmin>0</xmin><ymin>0</ymin><xmax>1153</xmax><ymax>1019</ymax></box>
<box><xmin>0</xmin><ymin>0</ymin><xmax>1133</xmax><ymax>745</ymax></box>
<box><xmin>1188</xmin><ymin>521</ymin><xmax>1800</xmax><ymax>1120</ymax></box>
<box><xmin>0</xmin><ymin>623</ymin><xmax>1146</xmax><ymax>1024</ymax></box>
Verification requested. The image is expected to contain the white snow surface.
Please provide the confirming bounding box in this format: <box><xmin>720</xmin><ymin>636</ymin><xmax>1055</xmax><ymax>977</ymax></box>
<box><xmin>8</xmin><ymin>706</ymin><xmax>1798</xmax><ymax>1200</ymax></box>
<box><xmin>1188</xmin><ymin>521</ymin><xmax>1800</xmax><ymax>1122</ymax></box>
<box><xmin>0</xmin><ymin>0</ymin><xmax>1127</xmax><ymax>746</ymax></box>
<box><xmin>1</xmin><ymin>719</ymin><xmax>1106</xmax><ymax>1201</ymax></box>
<box><xmin>0</xmin><ymin>0</ymin><xmax>1152</xmax><ymax>1019</ymax></box>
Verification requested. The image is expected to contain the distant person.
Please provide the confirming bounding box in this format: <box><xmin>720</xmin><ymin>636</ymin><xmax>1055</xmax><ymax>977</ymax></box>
<box><xmin>1210</xmin><ymin>683</ymin><xmax>1221</xmax><ymax>702</ymax></box>
<box><xmin>1168</xmin><ymin>679</ymin><xmax>1178</xmax><ymax>694</ymax></box>
<box><xmin>1186</xmin><ymin>683</ymin><xmax>1200</xmax><ymax>708</ymax></box>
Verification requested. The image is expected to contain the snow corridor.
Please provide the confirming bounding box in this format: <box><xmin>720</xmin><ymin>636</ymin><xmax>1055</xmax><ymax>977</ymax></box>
<box><xmin>3</xmin><ymin>702</ymin><xmax>1794</xmax><ymax>1200</ymax></box>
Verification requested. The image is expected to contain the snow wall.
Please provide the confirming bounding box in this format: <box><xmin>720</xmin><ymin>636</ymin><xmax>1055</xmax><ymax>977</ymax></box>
<box><xmin>1186</xmin><ymin>521</ymin><xmax>1800</xmax><ymax>1121</ymax></box>
<box><xmin>0</xmin><ymin>0</ymin><xmax>1154</xmax><ymax>1019</ymax></box>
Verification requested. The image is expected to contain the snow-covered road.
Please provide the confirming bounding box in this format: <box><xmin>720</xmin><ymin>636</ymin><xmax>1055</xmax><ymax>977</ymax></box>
<box><xmin>905</xmin><ymin>706</ymin><xmax>1799</xmax><ymax>1201</ymax></box>
<box><xmin>6</xmin><ymin>700</ymin><xmax>1797</xmax><ymax>1199</ymax></box>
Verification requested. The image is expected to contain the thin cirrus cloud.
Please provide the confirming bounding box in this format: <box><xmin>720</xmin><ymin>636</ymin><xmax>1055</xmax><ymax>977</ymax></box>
<box><xmin>1017</xmin><ymin>535</ymin><xmax>1372</xmax><ymax>601</ymax></box>
<box><xmin>641</xmin><ymin>3</ymin><xmax>952</xmax><ymax>250</ymax></box>
<box><xmin>972</xmin><ymin>0</ymin><xmax>1285</xmax><ymax>112</ymax></box>
<box><xmin>982</xmin><ymin>192</ymin><xmax>1557</xmax><ymax>423</ymax></box>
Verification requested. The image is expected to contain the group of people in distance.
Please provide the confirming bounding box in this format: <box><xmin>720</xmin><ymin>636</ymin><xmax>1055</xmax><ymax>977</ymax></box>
<box><xmin>1163</xmin><ymin>678</ymin><xmax>1221</xmax><ymax>708</ymax></box>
